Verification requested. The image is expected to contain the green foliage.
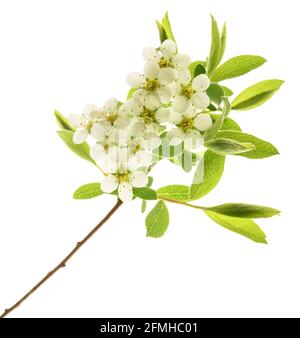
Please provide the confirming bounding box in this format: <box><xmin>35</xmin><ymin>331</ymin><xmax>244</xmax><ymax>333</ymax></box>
<box><xmin>216</xmin><ymin>130</ymin><xmax>279</xmax><ymax>159</ymax></box>
<box><xmin>204</xmin><ymin>210</ymin><xmax>267</xmax><ymax>244</ymax></box>
<box><xmin>206</xmin><ymin>83</ymin><xmax>224</xmax><ymax>105</ymax></box>
<box><xmin>157</xmin><ymin>185</ymin><xmax>190</xmax><ymax>202</ymax></box>
<box><xmin>141</xmin><ymin>200</ymin><xmax>147</xmax><ymax>213</ymax></box>
<box><xmin>216</xmin><ymin>22</ymin><xmax>227</xmax><ymax>66</ymax></box>
<box><xmin>73</xmin><ymin>183</ymin><xmax>103</xmax><ymax>199</ymax></box>
<box><xmin>54</xmin><ymin>110</ymin><xmax>75</xmax><ymax>131</ymax></box>
<box><xmin>133</xmin><ymin>187</ymin><xmax>157</xmax><ymax>200</ymax></box>
<box><xmin>221</xmin><ymin>85</ymin><xmax>234</xmax><ymax>97</ymax></box>
<box><xmin>205</xmin><ymin>138</ymin><xmax>255</xmax><ymax>155</ymax></box>
<box><xmin>203</xmin><ymin>203</ymin><xmax>280</xmax><ymax>218</ymax></box>
<box><xmin>232</xmin><ymin>79</ymin><xmax>284</xmax><ymax>110</ymax></box>
<box><xmin>189</xmin><ymin>150</ymin><xmax>225</xmax><ymax>201</ymax></box>
<box><xmin>210</xmin><ymin>114</ymin><xmax>241</xmax><ymax>131</ymax></box>
<box><xmin>205</xmin><ymin>97</ymin><xmax>230</xmax><ymax>141</ymax></box>
<box><xmin>211</xmin><ymin>55</ymin><xmax>266</xmax><ymax>82</ymax></box>
<box><xmin>156</xmin><ymin>12</ymin><xmax>175</xmax><ymax>43</ymax></box>
<box><xmin>156</xmin><ymin>20</ymin><xmax>168</xmax><ymax>43</ymax></box>
<box><xmin>146</xmin><ymin>201</ymin><xmax>169</xmax><ymax>238</ymax></box>
<box><xmin>189</xmin><ymin>61</ymin><xmax>207</xmax><ymax>78</ymax></box>
<box><xmin>170</xmin><ymin>150</ymin><xmax>193</xmax><ymax>172</ymax></box>
<box><xmin>57</xmin><ymin>130</ymin><xmax>95</xmax><ymax>164</ymax></box>
<box><xmin>207</xmin><ymin>15</ymin><xmax>222</xmax><ymax>76</ymax></box>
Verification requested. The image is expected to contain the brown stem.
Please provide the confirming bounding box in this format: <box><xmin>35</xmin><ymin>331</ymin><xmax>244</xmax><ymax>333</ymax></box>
<box><xmin>0</xmin><ymin>199</ymin><xmax>123</xmax><ymax>318</ymax></box>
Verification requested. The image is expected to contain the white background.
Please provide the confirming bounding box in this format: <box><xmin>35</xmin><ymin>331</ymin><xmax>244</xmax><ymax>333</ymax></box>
<box><xmin>0</xmin><ymin>0</ymin><xmax>299</xmax><ymax>318</ymax></box>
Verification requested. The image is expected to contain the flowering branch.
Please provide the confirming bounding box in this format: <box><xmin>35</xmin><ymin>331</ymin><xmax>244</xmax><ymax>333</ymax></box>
<box><xmin>0</xmin><ymin>199</ymin><xmax>123</xmax><ymax>318</ymax></box>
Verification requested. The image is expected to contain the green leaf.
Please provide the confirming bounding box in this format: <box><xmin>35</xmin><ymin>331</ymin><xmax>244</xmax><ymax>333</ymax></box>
<box><xmin>189</xmin><ymin>60</ymin><xmax>207</xmax><ymax>78</ymax></box>
<box><xmin>161</xmin><ymin>12</ymin><xmax>175</xmax><ymax>41</ymax></box>
<box><xmin>147</xmin><ymin>176</ymin><xmax>154</xmax><ymax>187</ymax></box>
<box><xmin>203</xmin><ymin>203</ymin><xmax>280</xmax><ymax>218</ymax></box>
<box><xmin>146</xmin><ymin>201</ymin><xmax>169</xmax><ymax>238</ymax></box>
<box><xmin>211</xmin><ymin>55</ymin><xmax>267</xmax><ymax>82</ymax></box>
<box><xmin>141</xmin><ymin>200</ymin><xmax>147</xmax><ymax>213</ymax></box>
<box><xmin>156</xmin><ymin>20</ymin><xmax>168</xmax><ymax>43</ymax></box>
<box><xmin>208</xmin><ymin>103</ymin><xmax>217</xmax><ymax>111</ymax></box>
<box><xmin>211</xmin><ymin>114</ymin><xmax>241</xmax><ymax>131</ymax></box>
<box><xmin>206</xmin><ymin>83</ymin><xmax>224</xmax><ymax>105</ymax></box>
<box><xmin>73</xmin><ymin>183</ymin><xmax>103</xmax><ymax>199</ymax></box>
<box><xmin>207</xmin><ymin>15</ymin><xmax>221</xmax><ymax>76</ymax></box>
<box><xmin>54</xmin><ymin>110</ymin><xmax>75</xmax><ymax>132</ymax></box>
<box><xmin>204</xmin><ymin>210</ymin><xmax>267</xmax><ymax>244</ymax></box>
<box><xmin>232</xmin><ymin>79</ymin><xmax>284</xmax><ymax>110</ymax></box>
<box><xmin>157</xmin><ymin>185</ymin><xmax>190</xmax><ymax>202</ymax></box>
<box><xmin>216</xmin><ymin>22</ymin><xmax>227</xmax><ymax>66</ymax></box>
<box><xmin>127</xmin><ymin>88</ymin><xmax>136</xmax><ymax>99</ymax></box>
<box><xmin>204</xmin><ymin>97</ymin><xmax>230</xmax><ymax>141</ymax></box>
<box><xmin>221</xmin><ymin>85</ymin><xmax>234</xmax><ymax>97</ymax></box>
<box><xmin>189</xmin><ymin>150</ymin><xmax>225</xmax><ymax>201</ymax></box>
<box><xmin>57</xmin><ymin>130</ymin><xmax>95</xmax><ymax>164</ymax></box>
<box><xmin>133</xmin><ymin>187</ymin><xmax>157</xmax><ymax>200</ymax></box>
<box><xmin>170</xmin><ymin>150</ymin><xmax>193</xmax><ymax>172</ymax></box>
<box><xmin>216</xmin><ymin>130</ymin><xmax>279</xmax><ymax>159</ymax></box>
<box><xmin>205</xmin><ymin>138</ymin><xmax>255</xmax><ymax>155</ymax></box>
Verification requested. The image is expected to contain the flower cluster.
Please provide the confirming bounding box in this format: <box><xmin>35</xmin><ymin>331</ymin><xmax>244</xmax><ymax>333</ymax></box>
<box><xmin>70</xmin><ymin>39</ymin><xmax>213</xmax><ymax>202</ymax></box>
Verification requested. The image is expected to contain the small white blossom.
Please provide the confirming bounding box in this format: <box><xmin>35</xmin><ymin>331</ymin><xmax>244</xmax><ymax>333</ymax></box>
<box><xmin>143</xmin><ymin>39</ymin><xmax>191</xmax><ymax>70</ymax></box>
<box><xmin>69</xmin><ymin>105</ymin><xmax>101</xmax><ymax>144</ymax></box>
<box><xmin>101</xmin><ymin>168</ymin><xmax>148</xmax><ymax>202</ymax></box>
<box><xmin>127</xmin><ymin>61</ymin><xmax>174</xmax><ymax>110</ymax></box>
<box><xmin>167</xmin><ymin>107</ymin><xmax>212</xmax><ymax>149</ymax></box>
<box><xmin>171</xmin><ymin>70</ymin><xmax>210</xmax><ymax>113</ymax></box>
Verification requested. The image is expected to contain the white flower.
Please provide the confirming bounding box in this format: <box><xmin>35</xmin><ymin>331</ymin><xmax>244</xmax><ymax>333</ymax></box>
<box><xmin>69</xmin><ymin>104</ymin><xmax>101</xmax><ymax>144</ymax></box>
<box><xmin>171</xmin><ymin>70</ymin><xmax>210</xmax><ymax>113</ymax></box>
<box><xmin>143</xmin><ymin>39</ymin><xmax>191</xmax><ymax>70</ymax></box>
<box><xmin>127</xmin><ymin>61</ymin><xmax>175</xmax><ymax>110</ymax></box>
<box><xmin>91</xmin><ymin>98</ymin><xmax>131</xmax><ymax>142</ymax></box>
<box><xmin>101</xmin><ymin>169</ymin><xmax>148</xmax><ymax>203</ymax></box>
<box><xmin>167</xmin><ymin>107</ymin><xmax>212</xmax><ymax>149</ymax></box>
<box><xmin>122</xmin><ymin>98</ymin><xmax>170</xmax><ymax>131</ymax></box>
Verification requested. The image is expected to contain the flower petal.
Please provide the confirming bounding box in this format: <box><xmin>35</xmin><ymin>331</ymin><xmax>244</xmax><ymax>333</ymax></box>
<box><xmin>118</xmin><ymin>182</ymin><xmax>133</xmax><ymax>203</ymax></box>
<box><xmin>73</xmin><ymin>129</ymin><xmax>88</xmax><ymax>144</ymax></box>
<box><xmin>90</xmin><ymin>143</ymin><xmax>105</xmax><ymax>161</ymax></box>
<box><xmin>172</xmin><ymin>95</ymin><xmax>190</xmax><ymax>112</ymax></box>
<box><xmin>144</xmin><ymin>61</ymin><xmax>160</xmax><ymax>79</ymax></box>
<box><xmin>172</xmin><ymin>54</ymin><xmax>191</xmax><ymax>68</ymax></box>
<box><xmin>123</xmin><ymin>98</ymin><xmax>142</xmax><ymax>116</ymax></box>
<box><xmin>101</xmin><ymin>175</ymin><xmax>118</xmax><ymax>193</ymax></box>
<box><xmin>155</xmin><ymin>107</ymin><xmax>170</xmax><ymax>123</ymax></box>
<box><xmin>103</xmin><ymin>98</ymin><xmax>118</xmax><ymax>113</ymax></box>
<box><xmin>130</xmin><ymin>171</ymin><xmax>148</xmax><ymax>188</ymax></box>
<box><xmin>192</xmin><ymin>74</ymin><xmax>210</xmax><ymax>92</ymax></box>
<box><xmin>177</xmin><ymin>68</ymin><xmax>191</xmax><ymax>85</ymax></box>
<box><xmin>143</xmin><ymin>132</ymin><xmax>161</xmax><ymax>150</ymax></box>
<box><xmin>114</xmin><ymin>116</ymin><xmax>130</xmax><ymax>129</ymax></box>
<box><xmin>191</xmin><ymin>93</ymin><xmax>210</xmax><ymax>110</ymax></box>
<box><xmin>158</xmin><ymin>68</ymin><xmax>175</xmax><ymax>85</ymax></box>
<box><xmin>167</xmin><ymin>128</ymin><xmax>185</xmax><ymax>146</ymax></box>
<box><xmin>143</xmin><ymin>47</ymin><xmax>161</xmax><ymax>62</ymax></box>
<box><xmin>127</xmin><ymin>72</ymin><xmax>146</xmax><ymax>88</ymax></box>
<box><xmin>69</xmin><ymin>114</ymin><xmax>85</xmax><ymax>128</ymax></box>
<box><xmin>169</xmin><ymin>110</ymin><xmax>182</xmax><ymax>124</ymax></box>
<box><xmin>156</xmin><ymin>86</ymin><xmax>172</xmax><ymax>103</ymax></box>
<box><xmin>131</xmin><ymin>121</ymin><xmax>146</xmax><ymax>138</ymax></box>
<box><xmin>193</xmin><ymin>113</ymin><xmax>213</xmax><ymax>131</ymax></box>
<box><xmin>184</xmin><ymin>129</ymin><xmax>203</xmax><ymax>150</ymax></box>
<box><xmin>90</xmin><ymin>122</ymin><xmax>107</xmax><ymax>140</ymax></box>
<box><xmin>144</xmin><ymin>93</ymin><xmax>161</xmax><ymax>110</ymax></box>
<box><xmin>133</xmin><ymin>150</ymin><xmax>152</xmax><ymax>167</ymax></box>
<box><xmin>160</xmin><ymin>39</ymin><xmax>177</xmax><ymax>58</ymax></box>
